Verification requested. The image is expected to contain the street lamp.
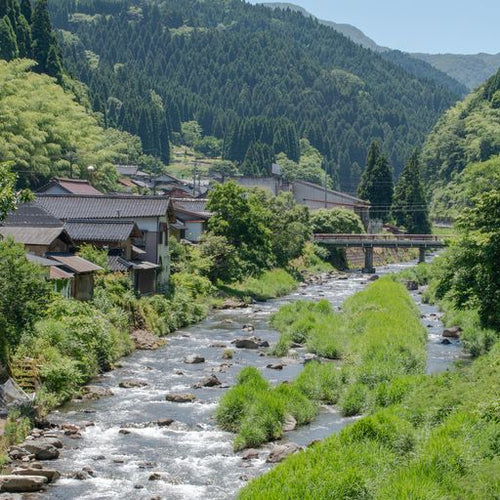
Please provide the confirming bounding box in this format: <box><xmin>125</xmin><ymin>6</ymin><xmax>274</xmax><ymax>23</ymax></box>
<box><xmin>87</xmin><ymin>165</ymin><xmax>95</xmax><ymax>184</ymax></box>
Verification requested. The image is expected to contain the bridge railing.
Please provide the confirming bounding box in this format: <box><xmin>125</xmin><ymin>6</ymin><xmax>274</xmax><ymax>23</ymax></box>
<box><xmin>313</xmin><ymin>234</ymin><xmax>443</xmax><ymax>242</ymax></box>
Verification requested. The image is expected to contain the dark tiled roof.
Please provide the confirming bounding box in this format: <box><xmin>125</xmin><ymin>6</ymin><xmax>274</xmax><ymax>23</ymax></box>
<box><xmin>26</xmin><ymin>253</ymin><xmax>62</xmax><ymax>267</ymax></box>
<box><xmin>36</xmin><ymin>194</ymin><xmax>172</xmax><ymax>220</ymax></box>
<box><xmin>64</xmin><ymin>220</ymin><xmax>140</xmax><ymax>243</ymax></box>
<box><xmin>0</xmin><ymin>226</ymin><xmax>70</xmax><ymax>246</ymax></box>
<box><xmin>49</xmin><ymin>254</ymin><xmax>103</xmax><ymax>273</ymax></box>
<box><xmin>173</xmin><ymin>198</ymin><xmax>210</xmax><ymax>218</ymax></box>
<box><xmin>3</xmin><ymin>203</ymin><xmax>63</xmax><ymax>227</ymax></box>
<box><xmin>108</xmin><ymin>255</ymin><xmax>133</xmax><ymax>272</ymax></box>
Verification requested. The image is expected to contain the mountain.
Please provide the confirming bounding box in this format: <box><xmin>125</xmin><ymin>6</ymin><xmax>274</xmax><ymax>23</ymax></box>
<box><xmin>412</xmin><ymin>53</ymin><xmax>500</xmax><ymax>91</ymax></box>
<box><xmin>49</xmin><ymin>0</ymin><xmax>458</xmax><ymax>190</ymax></box>
<box><xmin>263</xmin><ymin>2</ymin><xmax>498</xmax><ymax>91</ymax></box>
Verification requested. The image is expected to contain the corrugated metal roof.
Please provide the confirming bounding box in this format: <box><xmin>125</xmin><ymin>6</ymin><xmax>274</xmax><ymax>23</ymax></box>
<box><xmin>26</xmin><ymin>253</ymin><xmax>61</xmax><ymax>267</ymax></box>
<box><xmin>36</xmin><ymin>194</ymin><xmax>172</xmax><ymax>220</ymax></box>
<box><xmin>131</xmin><ymin>260</ymin><xmax>158</xmax><ymax>270</ymax></box>
<box><xmin>64</xmin><ymin>220</ymin><xmax>140</xmax><ymax>242</ymax></box>
<box><xmin>0</xmin><ymin>226</ymin><xmax>70</xmax><ymax>245</ymax></box>
<box><xmin>108</xmin><ymin>255</ymin><xmax>133</xmax><ymax>272</ymax></box>
<box><xmin>116</xmin><ymin>165</ymin><xmax>139</xmax><ymax>176</ymax></box>
<box><xmin>3</xmin><ymin>203</ymin><xmax>63</xmax><ymax>227</ymax></box>
<box><xmin>173</xmin><ymin>198</ymin><xmax>211</xmax><ymax>218</ymax></box>
<box><xmin>49</xmin><ymin>254</ymin><xmax>103</xmax><ymax>273</ymax></box>
<box><xmin>50</xmin><ymin>266</ymin><xmax>74</xmax><ymax>280</ymax></box>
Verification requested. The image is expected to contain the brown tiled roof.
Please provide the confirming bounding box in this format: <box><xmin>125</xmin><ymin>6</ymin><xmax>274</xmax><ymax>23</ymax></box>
<box><xmin>64</xmin><ymin>220</ymin><xmax>140</xmax><ymax>243</ymax></box>
<box><xmin>36</xmin><ymin>194</ymin><xmax>172</xmax><ymax>220</ymax></box>
<box><xmin>37</xmin><ymin>178</ymin><xmax>103</xmax><ymax>196</ymax></box>
<box><xmin>49</xmin><ymin>254</ymin><xmax>103</xmax><ymax>273</ymax></box>
<box><xmin>0</xmin><ymin>226</ymin><xmax>71</xmax><ymax>246</ymax></box>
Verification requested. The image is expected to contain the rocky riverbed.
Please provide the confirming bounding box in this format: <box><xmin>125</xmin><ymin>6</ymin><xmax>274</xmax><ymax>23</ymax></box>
<box><xmin>2</xmin><ymin>262</ymin><xmax>465</xmax><ymax>499</ymax></box>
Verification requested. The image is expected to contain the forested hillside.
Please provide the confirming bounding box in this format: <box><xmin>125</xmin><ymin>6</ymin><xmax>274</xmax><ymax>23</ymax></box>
<box><xmin>423</xmin><ymin>68</ymin><xmax>500</xmax><ymax>217</ymax></box>
<box><xmin>48</xmin><ymin>0</ymin><xmax>459</xmax><ymax>190</ymax></box>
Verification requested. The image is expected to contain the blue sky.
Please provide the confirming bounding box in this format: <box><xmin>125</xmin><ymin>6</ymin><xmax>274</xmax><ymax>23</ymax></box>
<box><xmin>251</xmin><ymin>1</ymin><xmax>500</xmax><ymax>54</ymax></box>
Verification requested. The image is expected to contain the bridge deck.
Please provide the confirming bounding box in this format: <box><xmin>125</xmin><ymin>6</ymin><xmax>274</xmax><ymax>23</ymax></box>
<box><xmin>313</xmin><ymin>234</ymin><xmax>446</xmax><ymax>248</ymax></box>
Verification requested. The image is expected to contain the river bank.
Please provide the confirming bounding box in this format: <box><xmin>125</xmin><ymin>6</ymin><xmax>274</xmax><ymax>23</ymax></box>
<box><xmin>0</xmin><ymin>259</ymin><xmax>465</xmax><ymax>498</ymax></box>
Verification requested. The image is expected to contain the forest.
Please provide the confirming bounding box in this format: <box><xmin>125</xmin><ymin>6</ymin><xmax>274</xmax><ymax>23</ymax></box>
<box><xmin>46</xmin><ymin>0</ymin><xmax>460</xmax><ymax>190</ymax></box>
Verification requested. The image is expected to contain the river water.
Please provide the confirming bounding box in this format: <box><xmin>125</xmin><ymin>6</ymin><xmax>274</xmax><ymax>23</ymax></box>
<box><xmin>43</xmin><ymin>261</ymin><xmax>463</xmax><ymax>499</ymax></box>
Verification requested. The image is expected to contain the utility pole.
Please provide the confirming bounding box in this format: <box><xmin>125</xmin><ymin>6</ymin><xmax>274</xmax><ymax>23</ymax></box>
<box><xmin>324</xmin><ymin>158</ymin><xmax>328</xmax><ymax>208</ymax></box>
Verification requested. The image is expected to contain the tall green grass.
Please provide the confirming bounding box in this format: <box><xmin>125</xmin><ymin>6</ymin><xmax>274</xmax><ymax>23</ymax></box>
<box><xmin>239</xmin><ymin>310</ymin><xmax>500</xmax><ymax>499</ymax></box>
<box><xmin>217</xmin><ymin>278</ymin><xmax>427</xmax><ymax>449</ymax></box>
<box><xmin>220</xmin><ymin>268</ymin><xmax>299</xmax><ymax>302</ymax></box>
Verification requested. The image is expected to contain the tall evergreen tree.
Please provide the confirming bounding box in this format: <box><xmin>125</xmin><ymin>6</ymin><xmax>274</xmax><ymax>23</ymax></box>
<box><xmin>32</xmin><ymin>0</ymin><xmax>61</xmax><ymax>77</ymax></box>
<box><xmin>16</xmin><ymin>13</ymin><xmax>31</xmax><ymax>58</ymax></box>
<box><xmin>20</xmin><ymin>0</ymin><xmax>32</xmax><ymax>24</ymax></box>
<box><xmin>0</xmin><ymin>16</ymin><xmax>19</xmax><ymax>60</ymax></box>
<box><xmin>357</xmin><ymin>141</ymin><xmax>394</xmax><ymax>221</ymax></box>
<box><xmin>392</xmin><ymin>149</ymin><xmax>431</xmax><ymax>234</ymax></box>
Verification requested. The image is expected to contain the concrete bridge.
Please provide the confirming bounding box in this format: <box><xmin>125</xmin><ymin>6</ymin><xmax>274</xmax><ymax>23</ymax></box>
<box><xmin>313</xmin><ymin>234</ymin><xmax>447</xmax><ymax>273</ymax></box>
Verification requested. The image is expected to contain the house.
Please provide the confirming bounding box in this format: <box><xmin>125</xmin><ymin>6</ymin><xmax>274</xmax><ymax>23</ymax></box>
<box><xmin>35</xmin><ymin>194</ymin><xmax>176</xmax><ymax>290</ymax></box>
<box><xmin>37</xmin><ymin>177</ymin><xmax>103</xmax><ymax>196</ymax></box>
<box><xmin>223</xmin><ymin>176</ymin><xmax>370</xmax><ymax>228</ymax></box>
<box><xmin>172</xmin><ymin>198</ymin><xmax>210</xmax><ymax>242</ymax></box>
<box><xmin>64</xmin><ymin>219</ymin><xmax>159</xmax><ymax>295</ymax></box>
<box><xmin>0</xmin><ymin>203</ymin><xmax>102</xmax><ymax>300</ymax></box>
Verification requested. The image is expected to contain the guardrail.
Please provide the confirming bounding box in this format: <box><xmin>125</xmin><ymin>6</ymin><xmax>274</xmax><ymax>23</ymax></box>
<box><xmin>313</xmin><ymin>234</ymin><xmax>444</xmax><ymax>242</ymax></box>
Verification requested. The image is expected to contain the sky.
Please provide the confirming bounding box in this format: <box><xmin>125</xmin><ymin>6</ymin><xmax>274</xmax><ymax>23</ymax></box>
<box><xmin>251</xmin><ymin>1</ymin><xmax>500</xmax><ymax>54</ymax></box>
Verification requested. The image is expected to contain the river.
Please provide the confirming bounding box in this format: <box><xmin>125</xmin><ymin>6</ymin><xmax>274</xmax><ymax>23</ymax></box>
<box><xmin>43</xmin><ymin>261</ymin><xmax>464</xmax><ymax>499</ymax></box>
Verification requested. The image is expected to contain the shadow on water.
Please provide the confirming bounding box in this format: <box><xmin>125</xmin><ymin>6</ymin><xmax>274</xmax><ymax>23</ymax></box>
<box><xmin>43</xmin><ymin>259</ymin><xmax>464</xmax><ymax>499</ymax></box>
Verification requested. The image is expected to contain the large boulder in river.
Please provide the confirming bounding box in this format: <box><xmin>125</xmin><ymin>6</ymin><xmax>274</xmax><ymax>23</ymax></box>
<box><xmin>233</xmin><ymin>339</ymin><xmax>259</xmax><ymax>349</ymax></box>
<box><xmin>266</xmin><ymin>443</ymin><xmax>301</xmax><ymax>463</ymax></box>
<box><xmin>21</xmin><ymin>439</ymin><xmax>60</xmax><ymax>460</ymax></box>
<box><xmin>165</xmin><ymin>393</ymin><xmax>196</xmax><ymax>403</ymax></box>
<box><xmin>119</xmin><ymin>380</ymin><xmax>149</xmax><ymax>389</ymax></box>
<box><xmin>80</xmin><ymin>386</ymin><xmax>114</xmax><ymax>400</ymax></box>
<box><xmin>12</xmin><ymin>467</ymin><xmax>60</xmax><ymax>483</ymax></box>
<box><xmin>193</xmin><ymin>375</ymin><xmax>222</xmax><ymax>388</ymax></box>
<box><xmin>282</xmin><ymin>415</ymin><xmax>297</xmax><ymax>432</ymax></box>
<box><xmin>443</xmin><ymin>326</ymin><xmax>461</xmax><ymax>339</ymax></box>
<box><xmin>184</xmin><ymin>355</ymin><xmax>205</xmax><ymax>364</ymax></box>
<box><xmin>0</xmin><ymin>475</ymin><xmax>47</xmax><ymax>492</ymax></box>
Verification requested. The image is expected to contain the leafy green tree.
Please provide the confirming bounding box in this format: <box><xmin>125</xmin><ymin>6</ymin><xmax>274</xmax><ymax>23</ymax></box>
<box><xmin>0</xmin><ymin>162</ymin><xmax>32</xmax><ymax>221</ymax></box>
<box><xmin>0</xmin><ymin>238</ymin><xmax>52</xmax><ymax>361</ymax></box>
<box><xmin>267</xmin><ymin>192</ymin><xmax>311</xmax><ymax>267</ymax></box>
<box><xmin>0</xmin><ymin>15</ymin><xmax>19</xmax><ymax>60</ymax></box>
<box><xmin>392</xmin><ymin>150</ymin><xmax>431</xmax><ymax>234</ymax></box>
<box><xmin>194</xmin><ymin>135</ymin><xmax>222</xmax><ymax>158</ymax></box>
<box><xmin>181</xmin><ymin>121</ymin><xmax>202</xmax><ymax>147</ymax></box>
<box><xmin>207</xmin><ymin>182</ymin><xmax>274</xmax><ymax>280</ymax></box>
<box><xmin>310</xmin><ymin>208</ymin><xmax>365</xmax><ymax>234</ymax></box>
<box><xmin>434</xmin><ymin>191</ymin><xmax>500</xmax><ymax>330</ymax></box>
<box><xmin>357</xmin><ymin>141</ymin><xmax>394</xmax><ymax>221</ymax></box>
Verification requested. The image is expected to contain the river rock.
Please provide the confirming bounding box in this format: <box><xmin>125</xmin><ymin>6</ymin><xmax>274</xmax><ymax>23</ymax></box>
<box><xmin>13</xmin><ymin>467</ymin><xmax>60</xmax><ymax>483</ymax></box>
<box><xmin>217</xmin><ymin>299</ymin><xmax>246</xmax><ymax>310</ymax></box>
<box><xmin>441</xmin><ymin>338</ymin><xmax>452</xmax><ymax>345</ymax></box>
<box><xmin>8</xmin><ymin>446</ymin><xmax>31</xmax><ymax>461</ymax></box>
<box><xmin>241</xmin><ymin>449</ymin><xmax>259</xmax><ymax>460</ymax></box>
<box><xmin>266</xmin><ymin>363</ymin><xmax>284</xmax><ymax>370</ymax></box>
<box><xmin>210</xmin><ymin>342</ymin><xmax>227</xmax><ymax>348</ymax></box>
<box><xmin>443</xmin><ymin>326</ymin><xmax>461</xmax><ymax>339</ymax></box>
<box><xmin>0</xmin><ymin>475</ymin><xmax>47</xmax><ymax>493</ymax></box>
<box><xmin>148</xmin><ymin>473</ymin><xmax>161</xmax><ymax>481</ymax></box>
<box><xmin>184</xmin><ymin>355</ymin><xmax>205</xmax><ymax>364</ymax></box>
<box><xmin>259</xmin><ymin>340</ymin><xmax>270</xmax><ymax>348</ymax></box>
<box><xmin>369</xmin><ymin>274</ymin><xmax>380</xmax><ymax>281</ymax></box>
<box><xmin>303</xmin><ymin>353</ymin><xmax>320</xmax><ymax>364</ymax></box>
<box><xmin>266</xmin><ymin>443</ymin><xmax>301</xmax><ymax>463</ymax></box>
<box><xmin>242</xmin><ymin>324</ymin><xmax>255</xmax><ymax>332</ymax></box>
<box><xmin>165</xmin><ymin>393</ymin><xmax>196</xmax><ymax>403</ymax></box>
<box><xmin>71</xmin><ymin>471</ymin><xmax>89</xmax><ymax>480</ymax></box>
<box><xmin>119</xmin><ymin>380</ymin><xmax>149</xmax><ymax>389</ymax></box>
<box><xmin>130</xmin><ymin>329</ymin><xmax>166</xmax><ymax>350</ymax></box>
<box><xmin>405</xmin><ymin>280</ymin><xmax>419</xmax><ymax>291</ymax></box>
<box><xmin>81</xmin><ymin>386</ymin><xmax>114</xmax><ymax>400</ymax></box>
<box><xmin>194</xmin><ymin>375</ymin><xmax>222</xmax><ymax>388</ymax></box>
<box><xmin>21</xmin><ymin>440</ymin><xmax>60</xmax><ymax>460</ymax></box>
<box><xmin>233</xmin><ymin>339</ymin><xmax>259</xmax><ymax>349</ymax></box>
<box><xmin>157</xmin><ymin>418</ymin><xmax>174</xmax><ymax>427</ymax></box>
<box><xmin>282</xmin><ymin>415</ymin><xmax>297</xmax><ymax>432</ymax></box>
<box><xmin>118</xmin><ymin>429</ymin><xmax>131</xmax><ymax>435</ymax></box>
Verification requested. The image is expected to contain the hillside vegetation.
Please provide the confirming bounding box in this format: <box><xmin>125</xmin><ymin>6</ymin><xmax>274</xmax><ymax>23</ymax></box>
<box><xmin>0</xmin><ymin>59</ymin><xmax>149</xmax><ymax>190</ymax></box>
<box><xmin>423</xmin><ymin>67</ymin><xmax>500</xmax><ymax>215</ymax></box>
<box><xmin>48</xmin><ymin>0</ymin><xmax>459</xmax><ymax>189</ymax></box>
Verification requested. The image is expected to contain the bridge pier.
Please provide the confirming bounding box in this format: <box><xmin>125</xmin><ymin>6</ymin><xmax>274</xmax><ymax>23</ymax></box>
<box><xmin>362</xmin><ymin>247</ymin><xmax>375</xmax><ymax>274</ymax></box>
<box><xmin>419</xmin><ymin>247</ymin><xmax>426</xmax><ymax>264</ymax></box>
